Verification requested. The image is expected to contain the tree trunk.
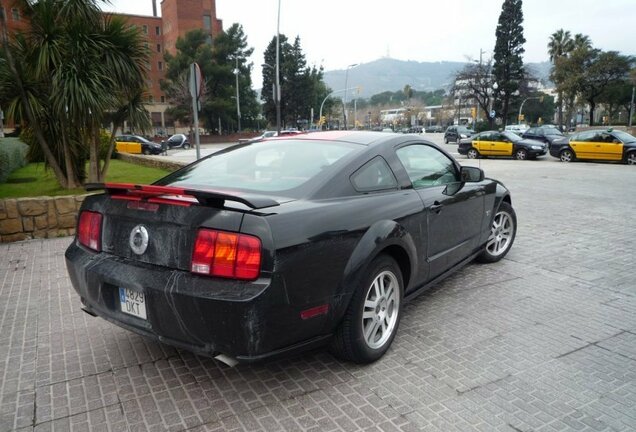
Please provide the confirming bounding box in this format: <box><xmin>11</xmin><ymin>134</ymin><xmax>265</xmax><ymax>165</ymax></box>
<box><xmin>100</xmin><ymin>123</ymin><xmax>122</xmax><ymax>181</ymax></box>
<box><xmin>0</xmin><ymin>15</ymin><xmax>70</xmax><ymax>188</ymax></box>
<box><xmin>557</xmin><ymin>90</ymin><xmax>563</xmax><ymax>129</ymax></box>
<box><xmin>88</xmin><ymin>127</ymin><xmax>99</xmax><ymax>184</ymax></box>
<box><xmin>589</xmin><ymin>100</ymin><xmax>596</xmax><ymax>126</ymax></box>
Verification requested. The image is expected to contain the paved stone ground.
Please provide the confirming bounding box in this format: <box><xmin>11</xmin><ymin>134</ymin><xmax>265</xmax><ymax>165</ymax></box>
<box><xmin>1</xmin><ymin>150</ymin><xmax>635</xmax><ymax>431</ymax></box>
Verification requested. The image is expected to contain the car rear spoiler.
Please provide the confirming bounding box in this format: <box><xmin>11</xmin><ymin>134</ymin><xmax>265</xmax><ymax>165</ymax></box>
<box><xmin>85</xmin><ymin>183</ymin><xmax>280</xmax><ymax>210</ymax></box>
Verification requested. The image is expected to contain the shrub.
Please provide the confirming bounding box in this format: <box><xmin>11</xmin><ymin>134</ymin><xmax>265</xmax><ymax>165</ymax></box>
<box><xmin>0</xmin><ymin>138</ymin><xmax>29</xmax><ymax>183</ymax></box>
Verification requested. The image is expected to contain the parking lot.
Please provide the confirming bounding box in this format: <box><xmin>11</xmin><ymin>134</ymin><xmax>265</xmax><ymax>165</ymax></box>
<box><xmin>1</xmin><ymin>135</ymin><xmax>635</xmax><ymax>432</ymax></box>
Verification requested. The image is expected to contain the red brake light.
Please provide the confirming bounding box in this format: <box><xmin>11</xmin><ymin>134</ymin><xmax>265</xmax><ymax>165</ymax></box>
<box><xmin>192</xmin><ymin>229</ymin><xmax>261</xmax><ymax>280</ymax></box>
<box><xmin>78</xmin><ymin>211</ymin><xmax>102</xmax><ymax>252</ymax></box>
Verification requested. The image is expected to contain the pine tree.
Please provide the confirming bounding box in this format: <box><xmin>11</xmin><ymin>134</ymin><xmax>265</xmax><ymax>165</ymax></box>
<box><xmin>492</xmin><ymin>0</ymin><xmax>526</xmax><ymax>125</ymax></box>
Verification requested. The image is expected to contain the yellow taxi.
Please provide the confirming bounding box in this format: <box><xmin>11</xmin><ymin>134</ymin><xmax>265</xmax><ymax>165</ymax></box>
<box><xmin>115</xmin><ymin>135</ymin><xmax>163</xmax><ymax>155</ymax></box>
<box><xmin>458</xmin><ymin>130</ymin><xmax>548</xmax><ymax>160</ymax></box>
<box><xmin>549</xmin><ymin>129</ymin><xmax>636</xmax><ymax>164</ymax></box>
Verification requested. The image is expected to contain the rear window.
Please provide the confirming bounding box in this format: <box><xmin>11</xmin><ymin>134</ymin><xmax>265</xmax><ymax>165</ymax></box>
<box><xmin>156</xmin><ymin>139</ymin><xmax>359</xmax><ymax>195</ymax></box>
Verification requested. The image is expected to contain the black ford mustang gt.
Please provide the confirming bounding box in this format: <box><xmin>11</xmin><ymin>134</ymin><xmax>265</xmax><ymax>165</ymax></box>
<box><xmin>66</xmin><ymin>131</ymin><xmax>516</xmax><ymax>365</ymax></box>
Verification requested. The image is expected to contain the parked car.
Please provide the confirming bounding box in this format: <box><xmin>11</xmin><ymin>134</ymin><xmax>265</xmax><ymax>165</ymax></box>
<box><xmin>115</xmin><ymin>135</ymin><xmax>163</xmax><ymax>155</ymax></box>
<box><xmin>504</xmin><ymin>124</ymin><xmax>529</xmax><ymax>134</ymax></box>
<box><xmin>426</xmin><ymin>125</ymin><xmax>444</xmax><ymax>133</ymax></box>
<box><xmin>522</xmin><ymin>126</ymin><xmax>566</xmax><ymax>147</ymax></box>
<box><xmin>163</xmin><ymin>133</ymin><xmax>190</xmax><ymax>149</ymax></box>
<box><xmin>238</xmin><ymin>131</ymin><xmax>278</xmax><ymax>144</ymax></box>
<box><xmin>66</xmin><ymin>131</ymin><xmax>516</xmax><ymax>365</ymax></box>
<box><xmin>549</xmin><ymin>128</ymin><xmax>636</xmax><ymax>164</ymax></box>
<box><xmin>444</xmin><ymin>126</ymin><xmax>474</xmax><ymax>143</ymax></box>
<box><xmin>458</xmin><ymin>130</ymin><xmax>547</xmax><ymax>160</ymax></box>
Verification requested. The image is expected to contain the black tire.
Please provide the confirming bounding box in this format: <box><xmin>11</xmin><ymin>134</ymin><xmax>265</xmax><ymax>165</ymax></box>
<box><xmin>476</xmin><ymin>201</ymin><xmax>517</xmax><ymax>263</ymax></box>
<box><xmin>182</xmin><ymin>143</ymin><xmax>190</xmax><ymax>149</ymax></box>
<box><xmin>467</xmin><ymin>148</ymin><xmax>479</xmax><ymax>159</ymax></box>
<box><xmin>514</xmin><ymin>148</ymin><xmax>528</xmax><ymax>160</ymax></box>
<box><xmin>444</xmin><ymin>137</ymin><xmax>449</xmax><ymax>144</ymax></box>
<box><xmin>142</xmin><ymin>148</ymin><xmax>150</xmax><ymax>155</ymax></box>
<box><xmin>560</xmin><ymin>149</ymin><xmax>575</xmax><ymax>163</ymax></box>
<box><xmin>330</xmin><ymin>254</ymin><xmax>403</xmax><ymax>364</ymax></box>
<box><xmin>626</xmin><ymin>152</ymin><xmax>636</xmax><ymax>165</ymax></box>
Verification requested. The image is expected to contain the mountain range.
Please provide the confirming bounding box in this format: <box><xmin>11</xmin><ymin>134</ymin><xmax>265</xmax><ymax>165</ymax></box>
<box><xmin>322</xmin><ymin>57</ymin><xmax>552</xmax><ymax>98</ymax></box>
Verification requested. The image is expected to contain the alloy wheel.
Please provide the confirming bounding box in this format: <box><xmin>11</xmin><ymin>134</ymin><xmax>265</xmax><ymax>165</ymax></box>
<box><xmin>627</xmin><ymin>153</ymin><xmax>636</xmax><ymax>165</ymax></box>
<box><xmin>361</xmin><ymin>270</ymin><xmax>400</xmax><ymax>350</ymax></box>
<box><xmin>560</xmin><ymin>149</ymin><xmax>573</xmax><ymax>162</ymax></box>
<box><xmin>486</xmin><ymin>209</ymin><xmax>514</xmax><ymax>258</ymax></box>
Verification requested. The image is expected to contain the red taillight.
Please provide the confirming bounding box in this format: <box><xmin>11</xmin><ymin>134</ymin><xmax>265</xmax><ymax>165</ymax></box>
<box><xmin>192</xmin><ymin>229</ymin><xmax>261</xmax><ymax>280</ymax></box>
<box><xmin>77</xmin><ymin>211</ymin><xmax>102</xmax><ymax>252</ymax></box>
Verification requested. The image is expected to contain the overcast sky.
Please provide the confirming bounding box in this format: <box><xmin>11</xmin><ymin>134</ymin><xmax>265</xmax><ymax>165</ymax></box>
<box><xmin>103</xmin><ymin>0</ymin><xmax>635</xmax><ymax>88</ymax></box>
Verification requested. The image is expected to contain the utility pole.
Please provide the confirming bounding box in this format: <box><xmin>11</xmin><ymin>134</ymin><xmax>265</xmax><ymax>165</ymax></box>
<box><xmin>275</xmin><ymin>0</ymin><xmax>282</xmax><ymax>133</ymax></box>
<box><xmin>233</xmin><ymin>57</ymin><xmax>241</xmax><ymax>132</ymax></box>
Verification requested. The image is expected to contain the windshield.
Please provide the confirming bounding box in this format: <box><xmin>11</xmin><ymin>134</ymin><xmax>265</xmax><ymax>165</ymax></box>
<box><xmin>543</xmin><ymin>127</ymin><xmax>563</xmax><ymax>136</ymax></box>
<box><xmin>457</xmin><ymin>127</ymin><xmax>471</xmax><ymax>133</ymax></box>
<box><xmin>612</xmin><ymin>130</ymin><xmax>636</xmax><ymax>143</ymax></box>
<box><xmin>156</xmin><ymin>139</ymin><xmax>359</xmax><ymax>196</ymax></box>
<box><xmin>502</xmin><ymin>131</ymin><xmax>522</xmax><ymax>142</ymax></box>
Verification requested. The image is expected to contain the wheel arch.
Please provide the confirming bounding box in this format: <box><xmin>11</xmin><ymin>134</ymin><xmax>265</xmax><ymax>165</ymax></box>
<box><xmin>333</xmin><ymin>220</ymin><xmax>416</xmax><ymax>321</ymax></box>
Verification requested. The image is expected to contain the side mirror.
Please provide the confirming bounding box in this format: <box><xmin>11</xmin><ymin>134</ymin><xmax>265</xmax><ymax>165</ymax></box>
<box><xmin>460</xmin><ymin>166</ymin><xmax>484</xmax><ymax>183</ymax></box>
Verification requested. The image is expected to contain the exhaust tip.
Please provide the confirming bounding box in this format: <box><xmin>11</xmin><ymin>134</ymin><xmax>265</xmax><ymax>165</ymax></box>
<box><xmin>214</xmin><ymin>353</ymin><xmax>238</xmax><ymax>367</ymax></box>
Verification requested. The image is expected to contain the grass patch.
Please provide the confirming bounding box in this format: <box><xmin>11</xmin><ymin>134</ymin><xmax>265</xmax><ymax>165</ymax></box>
<box><xmin>0</xmin><ymin>160</ymin><xmax>172</xmax><ymax>198</ymax></box>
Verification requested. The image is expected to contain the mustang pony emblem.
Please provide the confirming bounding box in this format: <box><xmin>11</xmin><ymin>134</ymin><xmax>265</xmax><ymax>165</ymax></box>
<box><xmin>129</xmin><ymin>225</ymin><xmax>149</xmax><ymax>255</ymax></box>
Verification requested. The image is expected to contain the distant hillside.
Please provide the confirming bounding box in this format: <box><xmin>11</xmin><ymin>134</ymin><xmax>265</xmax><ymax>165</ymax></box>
<box><xmin>323</xmin><ymin>58</ymin><xmax>552</xmax><ymax>98</ymax></box>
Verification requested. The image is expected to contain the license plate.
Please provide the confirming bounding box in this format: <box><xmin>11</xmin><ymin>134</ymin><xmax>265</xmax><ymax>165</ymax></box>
<box><xmin>119</xmin><ymin>287</ymin><xmax>147</xmax><ymax>320</ymax></box>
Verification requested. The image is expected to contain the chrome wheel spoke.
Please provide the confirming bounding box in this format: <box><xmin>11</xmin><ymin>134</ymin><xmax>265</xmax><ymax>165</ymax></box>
<box><xmin>361</xmin><ymin>270</ymin><xmax>400</xmax><ymax>349</ymax></box>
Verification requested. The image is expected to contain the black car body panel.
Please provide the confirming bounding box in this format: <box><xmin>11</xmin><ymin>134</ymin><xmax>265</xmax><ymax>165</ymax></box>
<box><xmin>65</xmin><ymin>131</ymin><xmax>513</xmax><ymax>362</ymax></box>
<box><xmin>522</xmin><ymin>126</ymin><xmax>565</xmax><ymax>146</ymax></box>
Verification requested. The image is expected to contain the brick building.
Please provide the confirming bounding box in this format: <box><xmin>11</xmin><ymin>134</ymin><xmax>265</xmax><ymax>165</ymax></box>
<box><xmin>0</xmin><ymin>0</ymin><xmax>223</xmax><ymax>135</ymax></box>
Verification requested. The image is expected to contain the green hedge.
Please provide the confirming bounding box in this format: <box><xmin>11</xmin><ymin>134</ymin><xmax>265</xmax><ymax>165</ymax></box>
<box><xmin>0</xmin><ymin>138</ymin><xmax>29</xmax><ymax>183</ymax></box>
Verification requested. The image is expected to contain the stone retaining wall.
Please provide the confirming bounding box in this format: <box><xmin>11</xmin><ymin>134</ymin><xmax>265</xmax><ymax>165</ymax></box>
<box><xmin>115</xmin><ymin>152</ymin><xmax>187</xmax><ymax>170</ymax></box>
<box><xmin>0</xmin><ymin>195</ymin><xmax>88</xmax><ymax>243</ymax></box>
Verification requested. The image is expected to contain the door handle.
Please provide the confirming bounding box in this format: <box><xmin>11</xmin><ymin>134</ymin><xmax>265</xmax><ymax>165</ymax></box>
<box><xmin>430</xmin><ymin>202</ymin><xmax>443</xmax><ymax>213</ymax></box>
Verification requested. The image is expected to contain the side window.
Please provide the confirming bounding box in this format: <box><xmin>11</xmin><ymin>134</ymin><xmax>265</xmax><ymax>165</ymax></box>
<box><xmin>350</xmin><ymin>157</ymin><xmax>398</xmax><ymax>192</ymax></box>
<box><xmin>575</xmin><ymin>131</ymin><xmax>596</xmax><ymax>142</ymax></box>
<box><xmin>396</xmin><ymin>144</ymin><xmax>458</xmax><ymax>189</ymax></box>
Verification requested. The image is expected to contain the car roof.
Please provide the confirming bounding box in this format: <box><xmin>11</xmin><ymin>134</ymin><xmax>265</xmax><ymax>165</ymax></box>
<box><xmin>269</xmin><ymin>130</ymin><xmax>400</xmax><ymax>147</ymax></box>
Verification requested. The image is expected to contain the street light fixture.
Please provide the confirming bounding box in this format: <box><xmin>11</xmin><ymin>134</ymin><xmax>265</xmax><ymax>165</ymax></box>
<box><xmin>343</xmin><ymin>63</ymin><xmax>358</xmax><ymax>130</ymax></box>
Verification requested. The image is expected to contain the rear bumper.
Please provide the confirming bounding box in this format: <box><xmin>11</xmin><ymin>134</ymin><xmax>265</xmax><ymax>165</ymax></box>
<box><xmin>65</xmin><ymin>242</ymin><xmax>333</xmax><ymax>362</ymax></box>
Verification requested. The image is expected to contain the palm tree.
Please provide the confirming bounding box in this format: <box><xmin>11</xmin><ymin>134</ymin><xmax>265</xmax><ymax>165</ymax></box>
<box><xmin>0</xmin><ymin>0</ymin><xmax>150</xmax><ymax>187</ymax></box>
<box><xmin>548</xmin><ymin>29</ymin><xmax>574</xmax><ymax>129</ymax></box>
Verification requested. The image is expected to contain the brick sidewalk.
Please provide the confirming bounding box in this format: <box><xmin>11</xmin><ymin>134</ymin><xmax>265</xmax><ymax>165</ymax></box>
<box><xmin>1</xmin><ymin>159</ymin><xmax>635</xmax><ymax>431</ymax></box>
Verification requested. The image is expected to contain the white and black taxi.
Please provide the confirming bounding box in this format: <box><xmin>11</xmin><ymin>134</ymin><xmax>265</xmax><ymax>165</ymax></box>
<box><xmin>458</xmin><ymin>130</ymin><xmax>548</xmax><ymax>160</ymax></box>
<box><xmin>549</xmin><ymin>128</ymin><xmax>636</xmax><ymax>165</ymax></box>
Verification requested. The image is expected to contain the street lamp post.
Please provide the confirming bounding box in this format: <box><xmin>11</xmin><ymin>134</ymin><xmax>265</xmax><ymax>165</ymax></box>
<box><xmin>275</xmin><ymin>0</ymin><xmax>282</xmax><ymax>134</ymax></box>
<box><xmin>343</xmin><ymin>63</ymin><xmax>358</xmax><ymax>130</ymax></box>
<box><xmin>262</xmin><ymin>63</ymin><xmax>279</xmax><ymax>131</ymax></box>
<box><xmin>489</xmin><ymin>82</ymin><xmax>498</xmax><ymax>128</ymax></box>
<box><xmin>233</xmin><ymin>57</ymin><xmax>241</xmax><ymax>132</ymax></box>
<box><xmin>319</xmin><ymin>86</ymin><xmax>359</xmax><ymax>128</ymax></box>
<box><xmin>518</xmin><ymin>96</ymin><xmax>540</xmax><ymax>125</ymax></box>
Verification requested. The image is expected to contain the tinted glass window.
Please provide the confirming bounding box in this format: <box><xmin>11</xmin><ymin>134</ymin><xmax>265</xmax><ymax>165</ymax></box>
<box><xmin>612</xmin><ymin>131</ymin><xmax>636</xmax><ymax>142</ymax></box>
<box><xmin>351</xmin><ymin>157</ymin><xmax>398</xmax><ymax>192</ymax></box>
<box><xmin>157</xmin><ymin>140</ymin><xmax>358</xmax><ymax>194</ymax></box>
<box><xmin>574</xmin><ymin>131</ymin><xmax>597</xmax><ymax>142</ymax></box>
<box><xmin>396</xmin><ymin>145</ymin><xmax>458</xmax><ymax>189</ymax></box>
<box><xmin>542</xmin><ymin>127</ymin><xmax>563</xmax><ymax>136</ymax></box>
